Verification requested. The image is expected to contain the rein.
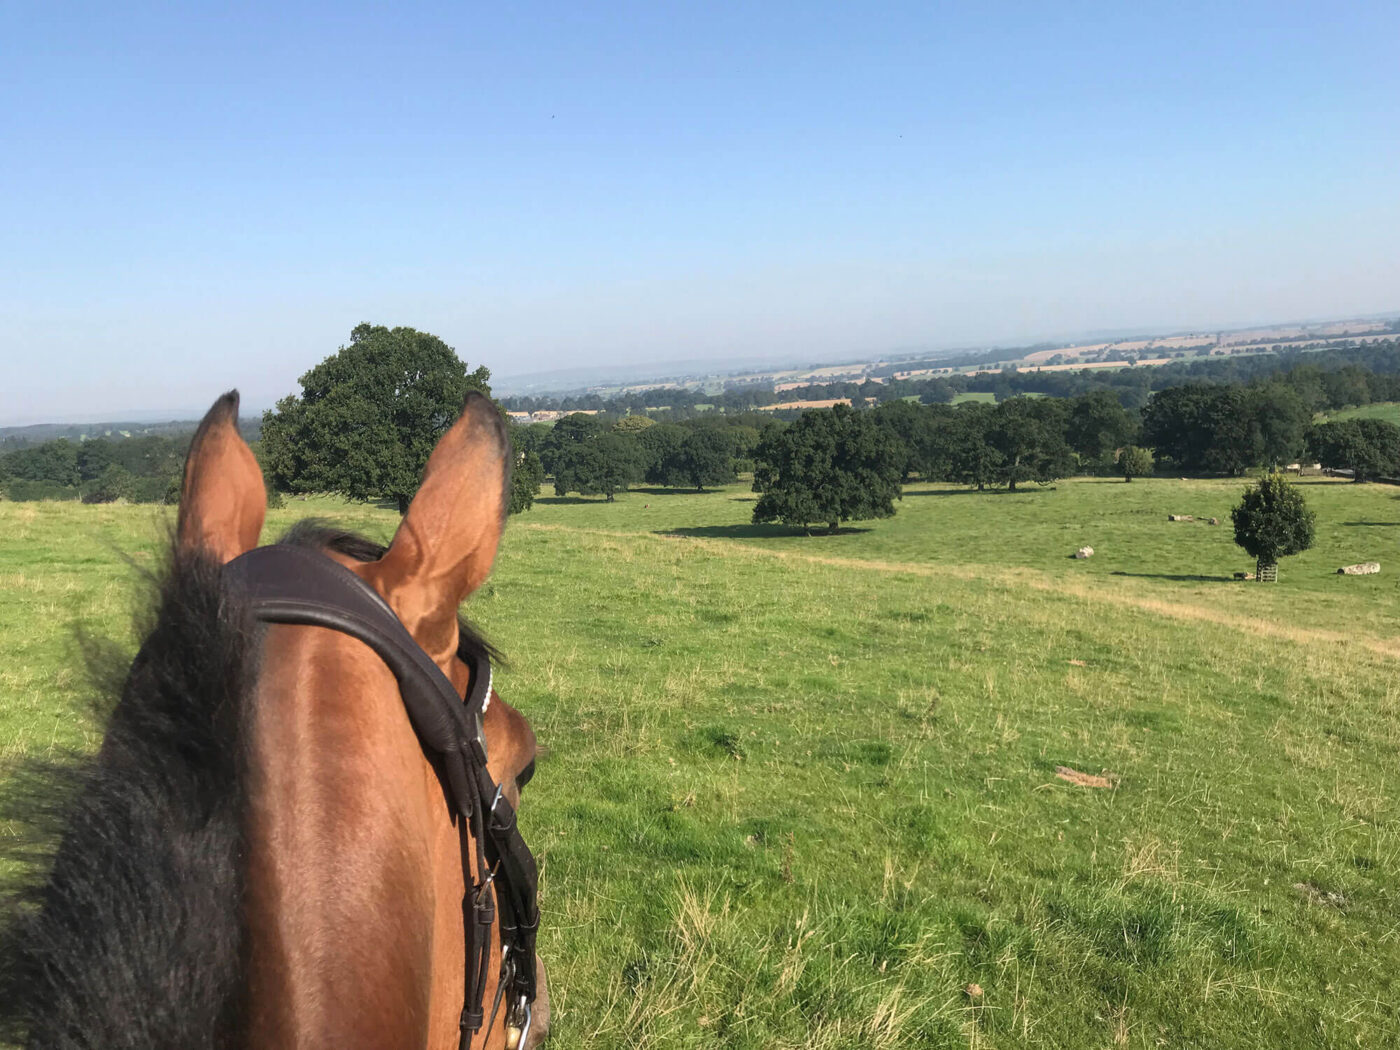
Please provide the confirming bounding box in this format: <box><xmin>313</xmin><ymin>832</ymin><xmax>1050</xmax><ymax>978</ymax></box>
<box><xmin>224</xmin><ymin>544</ymin><xmax>540</xmax><ymax>1050</ymax></box>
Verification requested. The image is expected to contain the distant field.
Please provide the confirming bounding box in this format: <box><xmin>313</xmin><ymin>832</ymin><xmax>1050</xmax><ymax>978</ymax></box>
<box><xmin>1330</xmin><ymin>401</ymin><xmax>1400</xmax><ymax>427</ymax></box>
<box><xmin>3</xmin><ymin>476</ymin><xmax>1400</xmax><ymax>1047</ymax></box>
<box><xmin>951</xmin><ymin>391</ymin><xmax>996</xmax><ymax>404</ymax></box>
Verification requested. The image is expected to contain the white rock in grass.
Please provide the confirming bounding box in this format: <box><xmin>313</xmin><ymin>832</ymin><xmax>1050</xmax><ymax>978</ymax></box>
<box><xmin>1338</xmin><ymin>562</ymin><xmax>1380</xmax><ymax>575</ymax></box>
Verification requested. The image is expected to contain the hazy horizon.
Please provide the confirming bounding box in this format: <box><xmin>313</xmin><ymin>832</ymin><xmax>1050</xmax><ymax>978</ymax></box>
<box><xmin>3</xmin><ymin>2</ymin><xmax>1397</xmax><ymax>424</ymax></box>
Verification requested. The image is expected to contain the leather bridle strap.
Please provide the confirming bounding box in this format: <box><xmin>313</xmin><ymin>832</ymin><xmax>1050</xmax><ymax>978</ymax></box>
<box><xmin>223</xmin><ymin>543</ymin><xmax>539</xmax><ymax>1049</ymax></box>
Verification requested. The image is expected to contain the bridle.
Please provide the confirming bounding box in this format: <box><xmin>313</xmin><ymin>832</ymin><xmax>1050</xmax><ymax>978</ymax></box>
<box><xmin>224</xmin><ymin>543</ymin><xmax>540</xmax><ymax>1050</ymax></box>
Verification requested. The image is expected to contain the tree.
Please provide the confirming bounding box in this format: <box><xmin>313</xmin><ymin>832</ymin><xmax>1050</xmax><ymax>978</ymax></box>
<box><xmin>260</xmin><ymin>324</ymin><xmax>491</xmax><ymax>512</ymax></box>
<box><xmin>1067</xmin><ymin>390</ymin><xmax>1136</xmax><ymax>467</ymax></box>
<box><xmin>929</xmin><ymin>403</ymin><xmax>1003</xmax><ymax>489</ymax></box>
<box><xmin>986</xmin><ymin>397</ymin><xmax>1073</xmax><ymax>490</ymax></box>
<box><xmin>1231</xmin><ymin>472</ymin><xmax>1315</xmax><ymax>580</ymax></box>
<box><xmin>1119</xmin><ymin>445</ymin><xmax>1154</xmax><ymax>482</ymax></box>
<box><xmin>511</xmin><ymin>422</ymin><xmax>553</xmax><ymax>458</ymax></box>
<box><xmin>507</xmin><ymin>424</ymin><xmax>544</xmax><ymax>514</ymax></box>
<box><xmin>671</xmin><ymin>428</ymin><xmax>736</xmax><ymax>491</ymax></box>
<box><xmin>612</xmin><ymin>415</ymin><xmax>656</xmax><ymax>434</ymax></box>
<box><xmin>1321</xmin><ymin>366</ymin><xmax>1371</xmax><ymax>409</ymax></box>
<box><xmin>636</xmin><ymin>423</ymin><xmax>689</xmax><ymax>486</ymax></box>
<box><xmin>76</xmin><ymin>439</ymin><xmax>118</xmax><ymax>483</ymax></box>
<box><xmin>871</xmin><ymin>399</ymin><xmax>930</xmax><ymax>481</ymax></box>
<box><xmin>3</xmin><ymin>439</ymin><xmax>80</xmax><ymax>486</ymax></box>
<box><xmin>553</xmin><ymin>433</ymin><xmax>642</xmax><ymax>501</ymax></box>
<box><xmin>1247</xmin><ymin>383</ymin><xmax>1310</xmax><ymax>469</ymax></box>
<box><xmin>538</xmin><ymin>413</ymin><xmax>604</xmax><ymax>477</ymax></box>
<box><xmin>752</xmin><ymin>404</ymin><xmax>903</xmax><ymax>534</ymax></box>
<box><xmin>1142</xmin><ymin>384</ymin><xmax>1261</xmax><ymax>474</ymax></box>
<box><xmin>1308</xmin><ymin>419</ymin><xmax>1400</xmax><ymax>482</ymax></box>
<box><xmin>1198</xmin><ymin>387</ymin><xmax>1262</xmax><ymax>475</ymax></box>
<box><xmin>81</xmin><ymin>464</ymin><xmax>136</xmax><ymax>504</ymax></box>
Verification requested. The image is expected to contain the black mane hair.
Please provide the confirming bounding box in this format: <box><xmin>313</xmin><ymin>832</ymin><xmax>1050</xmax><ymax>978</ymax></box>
<box><xmin>0</xmin><ymin>547</ymin><xmax>254</xmax><ymax>1050</ymax></box>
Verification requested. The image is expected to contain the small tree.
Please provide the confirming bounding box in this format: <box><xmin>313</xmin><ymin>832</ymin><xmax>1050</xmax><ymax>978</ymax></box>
<box><xmin>1231</xmin><ymin>472</ymin><xmax>1315</xmax><ymax>581</ymax></box>
<box><xmin>81</xmin><ymin>464</ymin><xmax>137</xmax><ymax>504</ymax></box>
<box><xmin>1119</xmin><ymin>445</ymin><xmax>1154</xmax><ymax>482</ymax></box>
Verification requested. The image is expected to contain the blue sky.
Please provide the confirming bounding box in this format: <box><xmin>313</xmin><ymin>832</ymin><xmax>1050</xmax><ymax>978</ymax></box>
<box><xmin>1</xmin><ymin>1</ymin><xmax>1397</xmax><ymax>422</ymax></box>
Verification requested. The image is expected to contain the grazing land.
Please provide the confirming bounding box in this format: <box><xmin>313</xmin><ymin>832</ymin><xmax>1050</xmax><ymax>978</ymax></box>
<box><xmin>1331</xmin><ymin>401</ymin><xmax>1400</xmax><ymax>428</ymax></box>
<box><xmin>3</xmin><ymin>477</ymin><xmax>1400</xmax><ymax>1047</ymax></box>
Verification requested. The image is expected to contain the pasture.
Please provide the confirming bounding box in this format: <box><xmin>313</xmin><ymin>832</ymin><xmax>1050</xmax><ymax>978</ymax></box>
<box><xmin>3</xmin><ymin>476</ymin><xmax>1400</xmax><ymax>1047</ymax></box>
<box><xmin>1331</xmin><ymin>401</ymin><xmax>1400</xmax><ymax>428</ymax></box>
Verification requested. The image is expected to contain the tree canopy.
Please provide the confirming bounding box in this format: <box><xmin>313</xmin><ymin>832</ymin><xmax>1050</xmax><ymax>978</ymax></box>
<box><xmin>553</xmin><ymin>432</ymin><xmax>642</xmax><ymax>501</ymax></box>
<box><xmin>752</xmin><ymin>404</ymin><xmax>903</xmax><ymax>533</ymax></box>
<box><xmin>1309</xmin><ymin>419</ymin><xmax>1400</xmax><ymax>482</ymax></box>
<box><xmin>260</xmin><ymin>324</ymin><xmax>491</xmax><ymax>512</ymax></box>
<box><xmin>1118</xmin><ymin>445</ymin><xmax>1154</xmax><ymax>482</ymax></box>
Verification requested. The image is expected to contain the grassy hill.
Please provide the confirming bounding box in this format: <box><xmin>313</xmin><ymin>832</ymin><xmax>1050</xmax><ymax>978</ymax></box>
<box><xmin>1329</xmin><ymin>401</ymin><xmax>1400</xmax><ymax>428</ymax></box>
<box><xmin>2</xmin><ymin>477</ymin><xmax>1399</xmax><ymax>1047</ymax></box>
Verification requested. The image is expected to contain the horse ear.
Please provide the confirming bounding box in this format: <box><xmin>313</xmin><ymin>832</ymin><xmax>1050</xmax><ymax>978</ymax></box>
<box><xmin>368</xmin><ymin>392</ymin><xmax>510</xmax><ymax>665</ymax></box>
<box><xmin>177</xmin><ymin>391</ymin><xmax>267</xmax><ymax>564</ymax></box>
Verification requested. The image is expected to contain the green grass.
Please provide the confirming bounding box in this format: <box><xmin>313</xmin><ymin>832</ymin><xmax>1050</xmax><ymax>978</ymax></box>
<box><xmin>1330</xmin><ymin>401</ymin><xmax>1400</xmax><ymax>427</ymax></box>
<box><xmin>951</xmin><ymin>392</ymin><xmax>996</xmax><ymax>404</ymax></box>
<box><xmin>4</xmin><ymin>477</ymin><xmax>1400</xmax><ymax>1047</ymax></box>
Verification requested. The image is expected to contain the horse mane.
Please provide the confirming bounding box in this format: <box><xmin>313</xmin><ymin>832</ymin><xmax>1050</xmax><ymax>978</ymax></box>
<box><xmin>0</xmin><ymin>546</ymin><xmax>254</xmax><ymax>1049</ymax></box>
<box><xmin>0</xmin><ymin>519</ymin><xmax>500</xmax><ymax>1048</ymax></box>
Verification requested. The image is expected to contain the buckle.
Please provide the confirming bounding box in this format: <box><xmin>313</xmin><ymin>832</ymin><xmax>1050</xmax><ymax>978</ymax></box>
<box><xmin>469</xmin><ymin>708</ymin><xmax>490</xmax><ymax>766</ymax></box>
<box><xmin>488</xmin><ymin>784</ymin><xmax>516</xmax><ymax>835</ymax></box>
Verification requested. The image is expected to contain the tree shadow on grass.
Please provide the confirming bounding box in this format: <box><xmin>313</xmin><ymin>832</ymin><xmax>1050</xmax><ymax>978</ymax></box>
<box><xmin>659</xmin><ymin>524</ymin><xmax>873</xmax><ymax>540</ymax></box>
<box><xmin>630</xmin><ymin>487</ymin><xmax>707</xmax><ymax>497</ymax></box>
<box><xmin>903</xmin><ymin>486</ymin><xmax>1056</xmax><ymax>497</ymax></box>
<box><xmin>535</xmin><ymin>495</ymin><xmax>604</xmax><ymax>506</ymax></box>
<box><xmin>1110</xmin><ymin>571</ymin><xmax>1236</xmax><ymax>583</ymax></box>
<box><xmin>1341</xmin><ymin>521</ymin><xmax>1400</xmax><ymax>527</ymax></box>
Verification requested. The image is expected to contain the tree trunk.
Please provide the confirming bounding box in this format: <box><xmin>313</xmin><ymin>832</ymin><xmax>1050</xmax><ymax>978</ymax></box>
<box><xmin>828</xmin><ymin>521</ymin><xmax>838</xmax><ymax>534</ymax></box>
<box><xmin>1124</xmin><ymin>475</ymin><xmax>1133</xmax><ymax>482</ymax></box>
<box><xmin>397</xmin><ymin>494</ymin><xmax>410</xmax><ymax>514</ymax></box>
<box><xmin>1008</xmin><ymin>479</ymin><xmax>1017</xmax><ymax>492</ymax></box>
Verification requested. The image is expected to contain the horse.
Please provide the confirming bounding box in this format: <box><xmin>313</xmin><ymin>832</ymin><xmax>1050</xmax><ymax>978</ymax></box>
<box><xmin>0</xmin><ymin>391</ymin><xmax>549</xmax><ymax>1049</ymax></box>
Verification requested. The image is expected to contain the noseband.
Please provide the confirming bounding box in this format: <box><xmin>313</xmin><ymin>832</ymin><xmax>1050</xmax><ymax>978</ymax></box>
<box><xmin>225</xmin><ymin>544</ymin><xmax>540</xmax><ymax>1050</ymax></box>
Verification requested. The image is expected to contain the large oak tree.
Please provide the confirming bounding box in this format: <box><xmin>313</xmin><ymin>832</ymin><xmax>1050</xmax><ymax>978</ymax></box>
<box><xmin>260</xmin><ymin>324</ymin><xmax>492</xmax><ymax>512</ymax></box>
<box><xmin>752</xmin><ymin>404</ymin><xmax>903</xmax><ymax>534</ymax></box>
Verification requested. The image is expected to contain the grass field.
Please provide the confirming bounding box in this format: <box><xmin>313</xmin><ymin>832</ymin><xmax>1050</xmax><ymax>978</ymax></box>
<box><xmin>1330</xmin><ymin>401</ymin><xmax>1400</xmax><ymax>428</ymax></box>
<box><xmin>3</xmin><ymin>476</ymin><xmax>1400</xmax><ymax>1047</ymax></box>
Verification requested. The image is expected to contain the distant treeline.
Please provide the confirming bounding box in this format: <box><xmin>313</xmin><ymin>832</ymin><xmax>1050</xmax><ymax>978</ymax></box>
<box><xmin>0</xmin><ymin>434</ymin><xmax>190</xmax><ymax>503</ymax></box>
<box><xmin>0</xmin><ymin>417</ymin><xmax>241</xmax><ymax>451</ymax></box>
<box><xmin>503</xmin><ymin>339</ymin><xmax>1400</xmax><ymax>417</ymax></box>
<box><xmin>10</xmin><ymin>340</ymin><xmax>1400</xmax><ymax>505</ymax></box>
<box><xmin>507</xmin><ymin>354</ymin><xmax>1400</xmax><ymax>502</ymax></box>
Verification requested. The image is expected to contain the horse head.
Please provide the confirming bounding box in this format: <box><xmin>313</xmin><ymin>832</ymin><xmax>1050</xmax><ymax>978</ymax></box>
<box><xmin>1</xmin><ymin>390</ymin><xmax>548</xmax><ymax>1050</ymax></box>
